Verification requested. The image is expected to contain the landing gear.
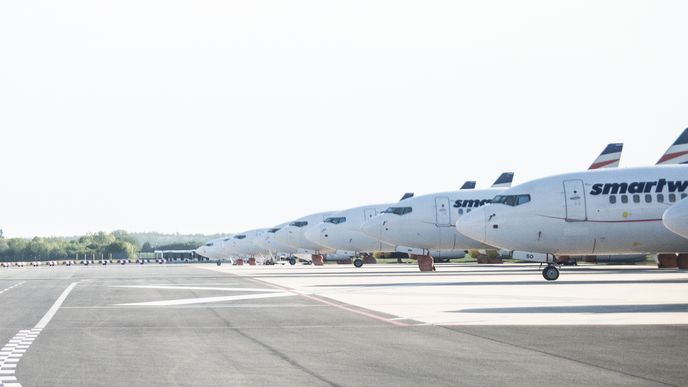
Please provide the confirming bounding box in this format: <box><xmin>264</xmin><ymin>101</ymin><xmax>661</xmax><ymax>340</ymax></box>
<box><xmin>288</xmin><ymin>257</ymin><xmax>297</xmax><ymax>266</ymax></box>
<box><xmin>542</xmin><ymin>265</ymin><xmax>560</xmax><ymax>281</ymax></box>
<box><xmin>353</xmin><ymin>258</ymin><xmax>364</xmax><ymax>268</ymax></box>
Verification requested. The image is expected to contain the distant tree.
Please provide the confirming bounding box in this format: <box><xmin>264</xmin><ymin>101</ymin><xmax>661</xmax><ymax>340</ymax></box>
<box><xmin>141</xmin><ymin>241</ymin><xmax>154</xmax><ymax>253</ymax></box>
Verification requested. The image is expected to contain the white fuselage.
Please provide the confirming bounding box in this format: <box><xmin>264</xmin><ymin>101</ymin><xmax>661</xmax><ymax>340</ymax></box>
<box><xmin>360</xmin><ymin>189</ymin><xmax>503</xmax><ymax>254</ymax></box>
<box><xmin>457</xmin><ymin>166</ymin><xmax>688</xmax><ymax>255</ymax></box>
<box><xmin>230</xmin><ymin>228</ymin><xmax>271</xmax><ymax>258</ymax></box>
<box><xmin>254</xmin><ymin>223</ymin><xmax>298</xmax><ymax>256</ymax></box>
<box><xmin>273</xmin><ymin>212</ymin><xmax>335</xmax><ymax>254</ymax></box>
<box><xmin>195</xmin><ymin>237</ymin><xmax>234</xmax><ymax>260</ymax></box>
<box><xmin>663</xmin><ymin>197</ymin><xmax>688</xmax><ymax>240</ymax></box>
<box><xmin>304</xmin><ymin>204</ymin><xmax>395</xmax><ymax>255</ymax></box>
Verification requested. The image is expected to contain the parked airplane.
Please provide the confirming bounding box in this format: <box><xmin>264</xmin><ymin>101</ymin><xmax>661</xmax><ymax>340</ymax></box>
<box><xmin>360</xmin><ymin>173</ymin><xmax>515</xmax><ymax>270</ymax></box>
<box><xmin>303</xmin><ymin>194</ymin><xmax>414</xmax><ymax>268</ymax></box>
<box><xmin>273</xmin><ymin>211</ymin><xmax>336</xmax><ymax>264</ymax></box>
<box><xmin>663</xmin><ymin>197</ymin><xmax>688</xmax><ymax>239</ymax></box>
<box><xmin>228</xmin><ymin>229</ymin><xmax>271</xmax><ymax>264</ymax></box>
<box><xmin>457</xmin><ymin>165</ymin><xmax>688</xmax><ymax>280</ymax></box>
<box><xmin>253</xmin><ymin>223</ymin><xmax>299</xmax><ymax>264</ymax></box>
<box><xmin>195</xmin><ymin>236</ymin><xmax>235</xmax><ymax>262</ymax></box>
<box><xmin>360</xmin><ymin>144</ymin><xmax>625</xmax><ymax>271</ymax></box>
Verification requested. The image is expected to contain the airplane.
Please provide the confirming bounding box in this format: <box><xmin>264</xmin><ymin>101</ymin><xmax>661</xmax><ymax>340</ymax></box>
<box><xmin>360</xmin><ymin>173</ymin><xmax>515</xmax><ymax>271</ymax></box>
<box><xmin>195</xmin><ymin>236</ymin><xmax>235</xmax><ymax>262</ymax></box>
<box><xmin>663</xmin><ymin>197</ymin><xmax>688</xmax><ymax>239</ymax></box>
<box><xmin>359</xmin><ymin>143</ymin><xmax>627</xmax><ymax>271</ymax></box>
<box><xmin>656</xmin><ymin>128</ymin><xmax>688</xmax><ymax>165</ymax></box>
<box><xmin>273</xmin><ymin>211</ymin><xmax>336</xmax><ymax>265</ymax></box>
<box><xmin>303</xmin><ymin>193</ymin><xmax>414</xmax><ymax>268</ymax></box>
<box><xmin>228</xmin><ymin>228</ymin><xmax>272</xmax><ymax>265</ymax></box>
<box><xmin>457</xmin><ymin>164</ymin><xmax>688</xmax><ymax>281</ymax></box>
<box><xmin>253</xmin><ymin>223</ymin><xmax>300</xmax><ymax>264</ymax></box>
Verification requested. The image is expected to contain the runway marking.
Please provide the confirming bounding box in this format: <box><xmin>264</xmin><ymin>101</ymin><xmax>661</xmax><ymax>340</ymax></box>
<box><xmin>248</xmin><ymin>278</ymin><xmax>409</xmax><ymax>327</ymax></box>
<box><xmin>112</xmin><ymin>285</ymin><xmax>284</xmax><ymax>292</ymax></box>
<box><xmin>0</xmin><ymin>282</ymin><xmax>77</xmax><ymax>387</ymax></box>
<box><xmin>116</xmin><ymin>292</ymin><xmax>296</xmax><ymax>306</ymax></box>
<box><xmin>0</xmin><ymin>282</ymin><xmax>25</xmax><ymax>295</ymax></box>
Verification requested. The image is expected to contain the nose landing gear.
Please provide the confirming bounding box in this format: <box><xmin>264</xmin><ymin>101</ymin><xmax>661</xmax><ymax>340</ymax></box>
<box><xmin>542</xmin><ymin>264</ymin><xmax>560</xmax><ymax>281</ymax></box>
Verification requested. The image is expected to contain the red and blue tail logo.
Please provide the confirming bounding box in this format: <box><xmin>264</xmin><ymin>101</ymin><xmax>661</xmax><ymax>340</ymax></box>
<box><xmin>589</xmin><ymin>143</ymin><xmax>623</xmax><ymax>169</ymax></box>
<box><xmin>657</xmin><ymin>128</ymin><xmax>688</xmax><ymax>165</ymax></box>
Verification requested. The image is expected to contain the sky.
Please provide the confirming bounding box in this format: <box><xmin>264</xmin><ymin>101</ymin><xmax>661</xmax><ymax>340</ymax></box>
<box><xmin>1</xmin><ymin>0</ymin><xmax>687</xmax><ymax>238</ymax></box>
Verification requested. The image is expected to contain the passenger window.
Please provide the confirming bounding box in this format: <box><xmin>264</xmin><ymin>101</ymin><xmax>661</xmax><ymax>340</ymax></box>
<box><xmin>609</xmin><ymin>196</ymin><xmax>616</xmax><ymax>204</ymax></box>
<box><xmin>458</xmin><ymin>209</ymin><xmax>464</xmax><ymax>215</ymax></box>
<box><xmin>621</xmin><ymin>195</ymin><xmax>628</xmax><ymax>204</ymax></box>
<box><xmin>467</xmin><ymin>208</ymin><xmax>472</xmax><ymax>213</ymax></box>
<box><xmin>657</xmin><ymin>194</ymin><xmax>664</xmax><ymax>203</ymax></box>
<box><xmin>669</xmin><ymin>193</ymin><xmax>676</xmax><ymax>202</ymax></box>
<box><xmin>633</xmin><ymin>195</ymin><xmax>640</xmax><ymax>203</ymax></box>
<box><xmin>682</xmin><ymin>193</ymin><xmax>687</xmax><ymax>199</ymax></box>
<box><xmin>645</xmin><ymin>194</ymin><xmax>652</xmax><ymax>203</ymax></box>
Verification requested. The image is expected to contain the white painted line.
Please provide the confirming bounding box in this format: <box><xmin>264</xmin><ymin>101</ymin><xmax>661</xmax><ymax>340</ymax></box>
<box><xmin>0</xmin><ymin>282</ymin><xmax>25</xmax><ymax>295</ymax></box>
<box><xmin>117</xmin><ymin>292</ymin><xmax>296</xmax><ymax>306</ymax></box>
<box><xmin>113</xmin><ymin>285</ymin><xmax>284</xmax><ymax>292</ymax></box>
<box><xmin>0</xmin><ymin>376</ymin><xmax>18</xmax><ymax>381</ymax></box>
<box><xmin>35</xmin><ymin>282</ymin><xmax>77</xmax><ymax>329</ymax></box>
<box><xmin>0</xmin><ymin>370</ymin><xmax>15</xmax><ymax>374</ymax></box>
<box><xmin>4</xmin><ymin>383</ymin><xmax>22</xmax><ymax>387</ymax></box>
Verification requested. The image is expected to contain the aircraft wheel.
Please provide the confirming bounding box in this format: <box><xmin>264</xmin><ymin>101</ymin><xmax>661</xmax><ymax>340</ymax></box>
<box><xmin>353</xmin><ymin>258</ymin><xmax>364</xmax><ymax>268</ymax></box>
<box><xmin>288</xmin><ymin>257</ymin><xmax>296</xmax><ymax>266</ymax></box>
<box><xmin>542</xmin><ymin>265</ymin><xmax>559</xmax><ymax>281</ymax></box>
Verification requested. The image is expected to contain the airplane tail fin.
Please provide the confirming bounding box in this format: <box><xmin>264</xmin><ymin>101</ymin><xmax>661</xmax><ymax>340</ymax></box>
<box><xmin>589</xmin><ymin>143</ymin><xmax>623</xmax><ymax>169</ymax></box>
<box><xmin>460</xmin><ymin>181</ymin><xmax>476</xmax><ymax>190</ymax></box>
<box><xmin>399</xmin><ymin>193</ymin><xmax>414</xmax><ymax>201</ymax></box>
<box><xmin>657</xmin><ymin>128</ymin><xmax>688</xmax><ymax>165</ymax></box>
<box><xmin>491</xmin><ymin>172</ymin><xmax>514</xmax><ymax>188</ymax></box>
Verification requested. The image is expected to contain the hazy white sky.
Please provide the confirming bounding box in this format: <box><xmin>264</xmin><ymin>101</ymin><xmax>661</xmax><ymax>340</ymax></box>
<box><xmin>1</xmin><ymin>1</ymin><xmax>687</xmax><ymax>237</ymax></box>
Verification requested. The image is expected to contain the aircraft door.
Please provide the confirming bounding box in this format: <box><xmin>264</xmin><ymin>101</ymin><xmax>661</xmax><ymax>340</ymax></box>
<box><xmin>364</xmin><ymin>208</ymin><xmax>377</xmax><ymax>222</ymax></box>
<box><xmin>435</xmin><ymin>197</ymin><xmax>451</xmax><ymax>226</ymax></box>
<box><xmin>563</xmin><ymin>179</ymin><xmax>588</xmax><ymax>221</ymax></box>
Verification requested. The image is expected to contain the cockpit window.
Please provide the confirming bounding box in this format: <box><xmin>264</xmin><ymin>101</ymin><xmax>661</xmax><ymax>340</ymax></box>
<box><xmin>382</xmin><ymin>207</ymin><xmax>413</xmax><ymax>215</ymax></box>
<box><xmin>491</xmin><ymin>194</ymin><xmax>531</xmax><ymax>207</ymax></box>
<box><xmin>234</xmin><ymin>235</ymin><xmax>246</xmax><ymax>239</ymax></box>
<box><xmin>268</xmin><ymin>228</ymin><xmax>281</xmax><ymax>233</ymax></box>
<box><xmin>205</xmin><ymin>243</ymin><xmax>214</xmax><ymax>247</ymax></box>
<box><xmin>324</xmin><ymin>217</ymin><xmax>347</xmax><ymax>224</ymax></box>
<box><xmin>289</xmin><ymin>221</ymin><xmax>308</xmax><ymax>227</ymax></box>
<box><xmin>223</xmin><ymin>238</ymin><xmax>231</xmax><ymax>242</ymax></box>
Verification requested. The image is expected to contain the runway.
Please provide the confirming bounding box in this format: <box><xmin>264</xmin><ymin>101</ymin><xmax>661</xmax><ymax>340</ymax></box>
<box><xmin>0</xmin><ymin>263</ymin><xmax>686</xmax><ymax>386</ymax></box>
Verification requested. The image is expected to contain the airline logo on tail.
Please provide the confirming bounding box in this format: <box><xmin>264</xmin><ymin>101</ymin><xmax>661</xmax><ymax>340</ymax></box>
<box><xmin>589</xmin><ymin>143</ymin><xmax>623</xmax><ymax>169</ymax></box>
<box><xmin>491</xmin><ymin>172</ymin><xmax>514</xmax><ymax>188</ymax></box>
<box><xmin>657</xmin><ymin>128</ymin><xmax>688</xmax><ymax>165</ymax></box>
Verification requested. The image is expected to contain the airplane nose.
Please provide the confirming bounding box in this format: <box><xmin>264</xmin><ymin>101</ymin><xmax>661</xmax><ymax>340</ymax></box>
<box><xmin>303</xmin><ymin>226</ymin><xmax>322</xmax><ymax>245</ymax></box>
<box><xmin>456</xmin><ymin>207</ymin><xmax>488</xmax><ymax>243</ymax></box>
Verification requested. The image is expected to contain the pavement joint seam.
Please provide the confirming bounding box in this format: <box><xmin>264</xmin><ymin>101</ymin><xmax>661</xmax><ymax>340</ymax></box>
<box><xmin>439</xmin><ymin>326</ymin><xmax>677</xmax><ymax>387</ymax></box>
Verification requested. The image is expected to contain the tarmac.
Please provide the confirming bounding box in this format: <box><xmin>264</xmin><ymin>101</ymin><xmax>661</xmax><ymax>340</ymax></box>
<box><xmin>0</xmin><ymin>262</ymin><xmax>687</xmax><ymax>386</ymax></box>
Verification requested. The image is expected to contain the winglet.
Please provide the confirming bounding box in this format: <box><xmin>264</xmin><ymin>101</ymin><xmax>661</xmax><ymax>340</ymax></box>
<box><xmin>657</xmin><ymin>128</ymin><xmax>688</xmax><ymax>165</ymax></box>
<box><xmin>589</xmin><ymin>143</ymin><xmax>623</xmax><ymax>169</ymax></box>
<box><xmin>491</xmin><ymin>172</ymin><xmax>514</xmax><ymax>188</ymax></box>
<box><xmin>460</xmin><ymin>181</ymin><xmax>476</xmax><ymax>190</ymax></box>
<box><xmin>400</xmin><ymin>193</ymin><xmax>414</xmax><ymax>201</ymax></box>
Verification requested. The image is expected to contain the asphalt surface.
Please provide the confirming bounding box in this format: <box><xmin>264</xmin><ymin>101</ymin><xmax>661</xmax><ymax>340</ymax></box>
<box><xmin>0</xmin><ymin>264</ymin><xmax>686</xmax><ymax>386</ymax></box>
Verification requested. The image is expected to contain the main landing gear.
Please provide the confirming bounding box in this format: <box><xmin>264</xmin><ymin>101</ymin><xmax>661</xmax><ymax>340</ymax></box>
<box><xmin>353</xmin><ymin>258</ymin><xmax>364</xmax><ymax>268</ymax></box>
<box><xmin>542</xmin><ymin>264</ymin><xmax>560</xmax><ymax>281</ymax></box>
<box><xmin>288</xmin><ymin>257</ymin><xmax>297</xmax><ymax>266</ymax></box>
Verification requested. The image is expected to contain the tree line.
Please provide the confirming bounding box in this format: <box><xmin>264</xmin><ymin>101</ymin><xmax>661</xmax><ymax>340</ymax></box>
<box><xmin>0</xmin><ymin>230</ymin><xmax>227</xmax><ymax>262</ymax></box>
